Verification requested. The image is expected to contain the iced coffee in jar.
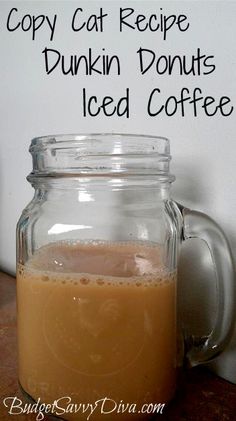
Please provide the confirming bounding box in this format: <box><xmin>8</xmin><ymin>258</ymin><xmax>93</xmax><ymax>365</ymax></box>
<box><xmin>17</xmin><ymin>134</ymin><xmax>235</xmax><ymax>420</ymax></box>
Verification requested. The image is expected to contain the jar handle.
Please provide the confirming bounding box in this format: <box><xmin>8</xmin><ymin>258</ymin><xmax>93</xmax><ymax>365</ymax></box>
<box><xmin>178</xmin><ymin>204</ymin><xmax>235</xmax><ymax>366</ymax></box>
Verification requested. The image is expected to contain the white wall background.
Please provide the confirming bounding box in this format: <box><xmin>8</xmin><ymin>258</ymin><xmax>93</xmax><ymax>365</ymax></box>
<box><xmin>0</xmin><ymin>1</ymin><xmax>235</xmax><ymax>381</ymax></box>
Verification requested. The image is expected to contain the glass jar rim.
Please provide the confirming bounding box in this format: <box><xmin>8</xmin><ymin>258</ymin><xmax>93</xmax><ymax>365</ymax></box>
<box><xmin>30</xmin><ymin>133</ymin><xmax>170</xmax><ymax>155</ymax></box>
<box><xmin>28</xmin><ymin>133</ymin><xmax>175</xmax><ymax>182</ymax></box>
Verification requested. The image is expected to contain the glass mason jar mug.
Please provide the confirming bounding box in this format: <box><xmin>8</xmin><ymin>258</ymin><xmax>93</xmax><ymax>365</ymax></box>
<box><xmin>17</xmin><ymin>134</ymin><xmax>235</xmax><ymax>421</ymax></box>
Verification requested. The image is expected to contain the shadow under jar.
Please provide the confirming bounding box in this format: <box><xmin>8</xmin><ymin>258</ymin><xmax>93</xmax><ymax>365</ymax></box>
<box><xmin>16</xmin><ymin>134</ymin><xmax>235</xmax><ymax>421</ymax></box>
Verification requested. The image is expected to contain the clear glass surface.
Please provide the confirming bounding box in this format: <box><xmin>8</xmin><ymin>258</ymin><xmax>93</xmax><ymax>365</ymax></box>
<box><xmin>16</xmin><ymin>134</ymin><xmax>235</xmax><ymax>420</ymax></box>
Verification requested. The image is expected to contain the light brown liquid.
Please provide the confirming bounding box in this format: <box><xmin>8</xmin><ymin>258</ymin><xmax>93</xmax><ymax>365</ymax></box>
<box><xmin>17</xmin><ymin>241</ymin><xmax>176</xmax><ymax>420</ymax></box>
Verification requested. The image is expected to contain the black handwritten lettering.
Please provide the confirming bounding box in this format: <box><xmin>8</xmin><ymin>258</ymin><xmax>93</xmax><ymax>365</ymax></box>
<box><xmin>7</xmin><ymin>8</ymin><xmax>21</xmax><ymax>32</ymax></box>
<box><xmin>6</xmin><ymin>7</ymin><xmax>57</xmax><ymax>41</ymax></box>
<box><xmin>147</xmin><ymin>87</ymin><xmax>234</xmax><ymax>117</ymax></box>
<box><xmin>120</xmin><ymin>8</ymin><xmax>190</xmax><ymax>40</ymax></box>
<box><xmin>72</xmin><ymin>8</ymin><xmax>108</xmax><ymax>32</ymax></box>
<box><xmin>137</xmin><ymin>48</ymin><xmax>215</xmax><ymax>76</ymax></box>
<box><xmin>4</xmin><ymin>5</ymin><xmax>233</xmax><ymax>120</ymax></box>
<box><xmin>82</xmin><ymin>88</ymin><xmax>130</xmax><ymax>118</ymax></box>
<box><xmin>42</xmin><ymin>48</ymin><xmax>120</xmax><ymax>76</ymax></box>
